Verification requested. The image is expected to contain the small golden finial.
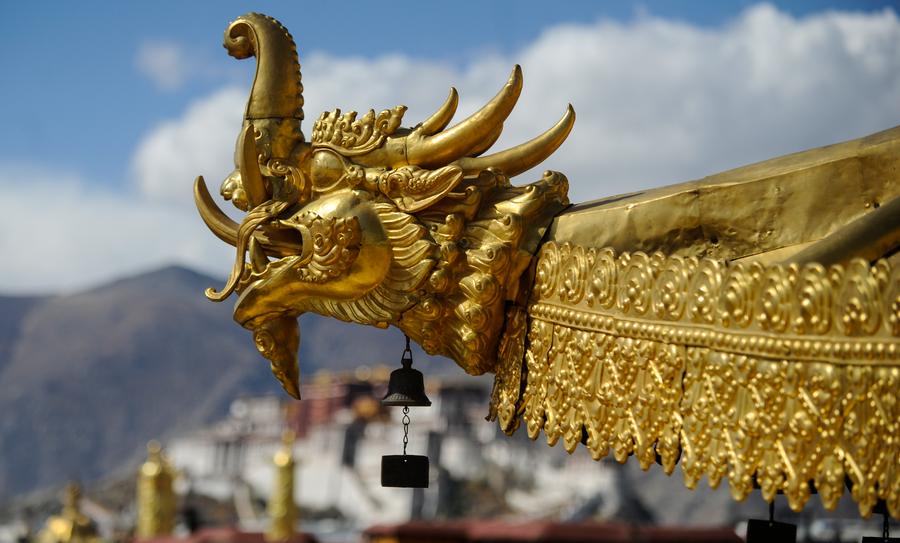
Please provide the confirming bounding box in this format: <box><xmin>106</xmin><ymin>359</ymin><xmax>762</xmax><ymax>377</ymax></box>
<box><xmin>266</xmin><ymin>430</ymin><xmax>297</xmax><ymax>542</ymax></box>
<box><xmin>36</xmin><ymin>482</ymin><xmax>101</xmax><ymax>543</ymax></box>
<box><xmin>62</xmin><ymin>483</ymin><xmax>81</xmax><ymax>518</ymax></box>
<box><xmin>136</xmin><ymin>440</ymin><xmax>177</xmax><ymax>538</ymax></box>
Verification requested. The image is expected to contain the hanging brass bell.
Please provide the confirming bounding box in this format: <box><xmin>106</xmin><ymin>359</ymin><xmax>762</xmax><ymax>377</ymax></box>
<box><xmin>381</xmin><ymin>336</ymin><xmax>430</xmax><ymax>488</ymax></box>
<box><xmin>381</xmin><ymin>343</ymin><xmax>431</xmax><ymax>407</ymax></box>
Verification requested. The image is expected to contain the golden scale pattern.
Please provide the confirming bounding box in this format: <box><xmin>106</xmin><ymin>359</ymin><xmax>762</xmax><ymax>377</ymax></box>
<box><xmin>492</xmin><ymin>241</ymin><xmax>900</xmax><ymax>518</ymax></box>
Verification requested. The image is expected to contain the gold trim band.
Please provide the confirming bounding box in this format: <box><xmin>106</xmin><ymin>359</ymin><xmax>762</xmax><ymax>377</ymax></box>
<box><xmin>530</xmin><ymin>302</ymin><xmax>899</xmax><ymax>365</ymax></box>
<box><xmin>492</xmin><ymin>242</ymin><xmax>900</xmax><ymax>519</ymax></box>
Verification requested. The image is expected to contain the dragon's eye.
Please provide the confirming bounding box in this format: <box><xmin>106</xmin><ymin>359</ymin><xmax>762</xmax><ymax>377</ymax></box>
<box><xmin>309</xmin><ymin>149</ymin><xmax>346</xmax><ymax>190</ymax></box>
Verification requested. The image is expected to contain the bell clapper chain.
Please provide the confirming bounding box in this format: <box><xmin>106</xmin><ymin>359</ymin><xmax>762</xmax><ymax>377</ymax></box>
<box><xmin>380</xmin><ymin>335</ymin><xmax>431</xmax><ymax>488</ymax></box>
<box><xmin>400</xmin><ymin>336</ymin><xmax>412</xmax><ymax>456</ymax></box>
<box><xmin>402</xmin><ymin>405</ymin><xmax>410</xmax><ymax>456</ymax></box>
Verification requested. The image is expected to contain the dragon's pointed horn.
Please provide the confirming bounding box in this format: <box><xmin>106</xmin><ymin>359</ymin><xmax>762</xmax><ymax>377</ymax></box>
<box><xmin>195</xmin><ymin>176</ymin><xmax>240</xmax><ymax>246</ymax></box>
<box><xmin>407</xmin><ymin>65</ymin><xmax>523</xmax><ymax>167</ymax></box>
<box><xmin>466</xmin><ymin>122</ymin><xmax>504</xmax><ymax>158</ymax></box>
<box><xmin>225</xmin><ymin>13</ymin><xmax>304</xmax><ymax>121</ymax></box>
<box><xmin>456</xmin><ymin>104</ymin><xmax>575</xmax><ymax>178</ymax></box>
<box><xmin>419</xmin><ymin>88</ymin><xmax>459</xmax><ymax>136</ymax></box>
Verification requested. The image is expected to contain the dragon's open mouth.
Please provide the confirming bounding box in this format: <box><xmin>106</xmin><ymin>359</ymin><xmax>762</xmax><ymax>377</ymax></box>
<box><xmin>194</xmin><ymin>176</ymin><xmax>303</xmax><ymax>256</ymax></box>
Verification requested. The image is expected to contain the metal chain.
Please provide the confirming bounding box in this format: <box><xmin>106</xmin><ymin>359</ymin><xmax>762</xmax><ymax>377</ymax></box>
<box><xmin>402</xmin><ymin>406</ymin><xmax>410</xmax><ymax>455</ymax></box>
<box><xmin>402</xmin><ymin>335</ymin><xmax>413</xmax><ymax>365</ymax></box>
<box><xmin>885</xmin><ymin>510</ymin><xmax>890</xmax><ymax>540</ymax></box>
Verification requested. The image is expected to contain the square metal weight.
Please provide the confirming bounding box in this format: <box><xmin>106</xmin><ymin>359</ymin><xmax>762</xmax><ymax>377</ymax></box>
<box><xmin>746</xmin><ymin>519</ymin><xmax>796</xmax><ymax>542</ymax></box>
<box><xmin>381</xmin><ymin>454</ymin><xmax>429</xmax><ymax>488</ymax></box>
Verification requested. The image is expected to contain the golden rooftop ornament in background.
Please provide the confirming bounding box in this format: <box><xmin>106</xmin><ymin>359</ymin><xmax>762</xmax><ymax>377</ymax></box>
<box><xmin>136</xmin><ymin>440</ymin><xmax>177</xmax><ymax>538</ymax></box>
<box><xmin>37</xmin><ymin>483</ymin><xmax>102</xmax><ymax>543</ymax></box>
<box><xmin>266</xmin><ymin>430</ymin><xmax>298</xmax><ymax>542</ymax></box>
<box><xmin>195</xmin><ymin>12</ymin><xmax>900</xmax><ymax>519</ymax></box>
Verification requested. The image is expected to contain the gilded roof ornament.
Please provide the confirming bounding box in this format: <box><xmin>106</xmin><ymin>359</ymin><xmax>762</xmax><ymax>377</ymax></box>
<box><xmin>37</xmin><ymin>483</ymin><xmax>102</xmax><ymax>543</ymax></box>
<box><xmin>266</xmin><ymin>431</ymin><xmax>298</xmax><ymax>542</ymax></box>
<box><xmin>194</xmin><ymin>12</ymin><xmax>900</xmax><ymax>518</ymax></box>
<box><xmin>312</xmin><ymin>107</ymin><xmax>407</xmax><ymax>155</ymax></box>
<box><xmin>136</xmin><ymin>441</ymin><xmax>177</xmax><ymax>538</ymax></box>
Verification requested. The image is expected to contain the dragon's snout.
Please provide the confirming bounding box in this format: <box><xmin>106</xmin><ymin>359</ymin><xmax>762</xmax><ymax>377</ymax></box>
<box><xmin>220</xmin><ymin>169</ymin><xmax>250</xmax><ymax>211</ymax></box>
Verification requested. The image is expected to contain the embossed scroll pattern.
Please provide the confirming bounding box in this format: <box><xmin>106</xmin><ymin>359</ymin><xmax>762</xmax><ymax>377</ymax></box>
<box><xmin>491</xmin><ymin>242</ymin><xmax>900</xmax><ymax>518</ymax></box>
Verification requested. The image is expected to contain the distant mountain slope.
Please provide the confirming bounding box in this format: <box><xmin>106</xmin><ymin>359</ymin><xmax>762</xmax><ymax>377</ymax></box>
<box><xmin>0</xmin><ymin>266</ymin><xmax>268</xmax><ymax>499</ymax></box>
<box><xmin>0</xmin><ymin>294</ymin><xmax>46</xmax><ymax>375</ymax></box>
<box><xmin>0</xmin><ymin>265</ymin><xmax>449</xmax><ymax>501</ymax></box>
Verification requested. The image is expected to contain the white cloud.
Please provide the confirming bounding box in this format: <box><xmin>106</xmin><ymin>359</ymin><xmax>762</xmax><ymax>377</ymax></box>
<box><xmin>504</xmin><ymin>3</ymin><xmax>900</xmax><ymax>201</ymax></box>
<box><xmin>133</xmin><ymin>87</ymin><xmax>245</xmax><ymax>207</ymax></box>
<box><xmin>0</xmin><ymin>165</ymin><xmax>234</xmax><ymax>294</ymax></box>
<box><xmin>136</xmin><ymin>41</ymin><xmax>192</xmax><ymax>91</ymax></box>
<box><xmin>6</xmin><ymin>4</ymin><xmax>900</xmax><ymax>293</ymax></box>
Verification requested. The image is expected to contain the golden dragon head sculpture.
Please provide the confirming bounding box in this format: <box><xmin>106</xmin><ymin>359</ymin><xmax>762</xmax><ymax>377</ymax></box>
<box><xmin>194</xmin><ymin>13</ymin><xmax>574</xmax><ymax>398</ymax></box>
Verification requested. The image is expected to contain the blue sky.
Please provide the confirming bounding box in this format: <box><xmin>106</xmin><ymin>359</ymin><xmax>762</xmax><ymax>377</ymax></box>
<box><xmin>3</xmin><ymin>1</ymin><xmax>900</xmax><ymax>292</ymax></box>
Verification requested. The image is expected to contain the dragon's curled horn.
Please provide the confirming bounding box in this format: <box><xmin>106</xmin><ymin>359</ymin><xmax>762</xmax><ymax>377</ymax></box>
<box><xmin>219</xmin><ymin>12</ymin><xmax>307</xmax><ymax>213</ymax></box>
<box><xmin>353</xmin><ymin>65</ymin><xmax>575</xmax><ymax>178</ymax></box>
<box><xmin>194</xmin><ymin>13</ymin><xmax>308</xmax><ymax>257</ymax></box>
<box><xmin>224</xmin><ymin>12</ymin><xmax>304</xmax><ymax>122</ymax></box>
<box><xmin>196</xmin><ymin>13</ymin><xmax>311</xmax><ymax>303</ymax></box>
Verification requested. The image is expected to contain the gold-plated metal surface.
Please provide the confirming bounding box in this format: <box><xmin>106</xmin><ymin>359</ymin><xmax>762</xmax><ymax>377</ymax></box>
<box><xmin>136</xmin><ymin>441</ymin><xmax>177</xmax><ymax>538</ymax></box>
<box><xmin>266</xmin><ymin>431</ymin><xmax>298</xmax><ymax>542</ymax></box>
<box><xmin>786</xmin><ymin>194</ymin><xmax>900</xmax><ymax>267</ymax></box>
<box><xmin>37</xmin><ymin>484</ymin><xmax>102</xmax><ymax>543</ymax></box>
<box><xmin>195</xmin><ymin>12</ymin><xmax>572</xmax><ymax>396</ymax></box>
<box><xmin>195</xmin><ymin>12</ymin><xmax>900</xmax><ymax>518</ymax></box>
<box><xmin>493</xmin><ymin>242</ymin><xmax>900</xmax><ymax>518</ymax></box>
<box><xmin>548</xmin><ymin>125</ymin><xmax>900</xmax><ymax>263</ymax></box>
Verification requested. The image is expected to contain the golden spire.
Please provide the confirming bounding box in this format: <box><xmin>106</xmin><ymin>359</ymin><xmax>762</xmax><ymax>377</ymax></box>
<box><xmin>136</xmin><ymin>440</ymin><xmax>177</xmax><ymax>538</ymax></box>
<box><xmin>37</xmin><ymin>483</ymin><xmax>102</xmax><ymax>543</ymax></box>
<box><xmin>62</xmin><ymin>483</ymin><xmax>80</xmax><ymax>518</ymax></box>
<box><xmin>265</xmin><ymin>430</ymin><xmax>297</xmax><ymax>542</ymax></box>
